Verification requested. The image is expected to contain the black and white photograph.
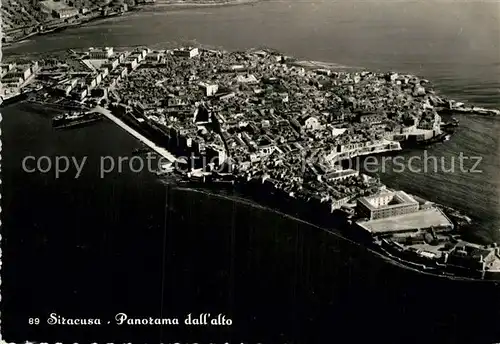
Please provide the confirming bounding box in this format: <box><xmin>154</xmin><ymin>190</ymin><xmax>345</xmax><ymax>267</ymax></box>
<box><xmin>1</xmin><ymin>0</ymin><xmax>500</xmax><ymax>342</ymax></box>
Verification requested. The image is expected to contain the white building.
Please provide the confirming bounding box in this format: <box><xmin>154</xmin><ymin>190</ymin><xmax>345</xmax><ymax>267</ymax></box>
<box><xmin>1</xmin><ymin>63</ymin><xmax>15</xmax><ymax>77</ymax></box>
<box><xmin>104</xmin><ymin>59</ymin><xmax>119</xmax><ymax>71</ymax></box>
<box><xmin>146</xmin><ymin>52</ymin><xmax>162</xmax><ymax>62</ymax></box>
<box><xmin>315</xmin><ymin>69</ymin><xmax>332</xmax><ymax>76</ymax></box>
<box><xmin>86</xmin><ymin>77</ymin><xmax>97</xmax><ymax>89</ymax></box>
<box><xmin>123</xmin><ymin>59</ymin><xmax>138</xmax><ymax>71</ymax></box>
<box><xmin>323</xmin><ymin>168</ymin><xmax>359</xmax><ymax>182</ymax></box>
<box><xmin>357</xmin><ymin>190</ymin><xmax>419</xmax><ymax>221</ymax></box>
<box><xmin>331</xmin><ymin>196</ymin><xmax>352</xmax><ymax>210</ymax></box>
<box><xmin>198</xmin><ymin>82</ymin><xmax>218</xmax><ymax>97</ymax></box>
<box><xmin>207</xmin><ymin>144</ymin><xmax>227</xmax><ymax>165</ymax></box>
<box><xmin>235</xmin><ymin>74</ymin><xmax>258</xmax><ymax>84</ymax></box>
<box><xmin>130</xmin><ymin>52</ymin><xmax>144</xmax><ymax>63</ymax></box>
<box><xmin>304</xmin><ymin>116</ymin><xmax>321</xmax><ymax>130</ymax></box>
<box><xmin>71</xmin><ymin>87</ymin><xmax>88</xmax><ymax>101</ymax></box>
<box><xmin>89</xmin><ymin>47</ymin><xmax>114</xmax><ymax>60</ymax></box>
<box><xmin>5</xmin><ymin>64</ymin><xmax>32</xmax><ymax>81</ymax></box>
<box><xmin>173</xmin><ymin>47</ymin><xmax>199</xmax><ymax>59</ymax></box>
<box><xmin>53</xmin><ymin>7</ymin><xmax>79</xmax><ymax>19</ymax></box>
<box><xmin>100</xmin><ymin>67</ymin><xmax>109</xmax><ymax>78</ymax></box>
<box><xmin>58</xmin><ymin>78</ymin><xmax>78</xmax><ymax>96</ymax></box>
<box><xmin>2</xmin><ymin>77</ymin><xmax>24</xmax><ymax>89</ymax></box>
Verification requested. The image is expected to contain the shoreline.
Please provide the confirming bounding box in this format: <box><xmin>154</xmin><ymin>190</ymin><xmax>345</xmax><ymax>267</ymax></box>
<box><xmin>171</xmin><ymin>185</ymin><xmax>494</xmax><ymax>283</ymax></box>
<box><xmin>150</xmin><ymin>0</ymin><xmax>262</xmax><ymax>8</ymax></box>
<box><xmin>290</xmin><ymin>60</ymin><xmax>361</xmax><ymax>70</ymax></box>
<box><xmin>2</xmin><ymin>0</ymin><xmax>263</xmax><ymax>48</ymax></box>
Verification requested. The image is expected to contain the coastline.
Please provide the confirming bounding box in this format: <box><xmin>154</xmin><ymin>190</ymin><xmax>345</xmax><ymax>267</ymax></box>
<box><xmin>290</xmin><ymin>60</ymin><xmax>361</xmax><ymax>71</ymax></box>
<box><xmin>3</xmin><ymin>0</ymin><xmax>263</xmax><ymax>48</ymax></box>
<box><xmin>172</xmin><ymin>185</ymin><xmax>496</xmax><ymax>283</ymax></box>
<box><xmin>150</xmin><ymin>0</ymin><xmax>262</xmax><ymax>8</ymax></box>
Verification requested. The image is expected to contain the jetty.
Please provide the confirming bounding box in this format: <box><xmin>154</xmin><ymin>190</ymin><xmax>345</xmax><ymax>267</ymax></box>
<box><xmin>92</xmin><ymin>105</ymin><xmax>178</xmax><ymax>163</ymax></box>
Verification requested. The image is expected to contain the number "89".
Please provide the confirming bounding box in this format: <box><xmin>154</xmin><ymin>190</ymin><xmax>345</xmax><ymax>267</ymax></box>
<box><xmin>28</xmin><ymin>318</ymin><xmax>40</xmax><ymax>325</ymax></box>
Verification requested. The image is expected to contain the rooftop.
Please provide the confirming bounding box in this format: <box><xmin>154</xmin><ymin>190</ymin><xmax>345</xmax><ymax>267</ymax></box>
<box><xmin>359</xmin><ymin>190</ymin><xmax>418</xmax><ymax>211</ymax></box>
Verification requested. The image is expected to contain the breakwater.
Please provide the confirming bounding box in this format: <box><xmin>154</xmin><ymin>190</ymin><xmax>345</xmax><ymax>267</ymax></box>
<box><xmin>93</xmin><ymin>105</ymin><xmax>177</xmax><ymax>163</ymax></box>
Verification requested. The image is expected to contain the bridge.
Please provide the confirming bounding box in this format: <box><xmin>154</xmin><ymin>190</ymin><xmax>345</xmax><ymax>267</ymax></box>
<box><xmin>92</xmin><ymin>105</ymin><xmax>178</xmax><ymax>163</ymax></box>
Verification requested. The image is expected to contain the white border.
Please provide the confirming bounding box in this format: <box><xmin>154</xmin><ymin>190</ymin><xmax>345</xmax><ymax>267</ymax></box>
<box><xmin>0</xmin><ymin>0</ymin><xmax>3</xmax><ymax>337</ymax></box>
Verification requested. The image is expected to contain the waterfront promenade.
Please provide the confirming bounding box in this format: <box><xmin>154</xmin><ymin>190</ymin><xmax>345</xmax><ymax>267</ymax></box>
<box><xmin>92</xmin><ymin>105</ymin><xmax>177</xmax><ymax>163</ymax></box>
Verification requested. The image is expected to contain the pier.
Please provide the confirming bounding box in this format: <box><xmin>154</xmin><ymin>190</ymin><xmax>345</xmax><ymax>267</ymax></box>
<box><xmin>92</xmin><ymin>105</ymin><xmax>178</xmax><ymax>163</ymax></box>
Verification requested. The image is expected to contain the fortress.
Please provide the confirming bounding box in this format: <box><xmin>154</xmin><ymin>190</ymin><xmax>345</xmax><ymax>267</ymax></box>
<box><xmin>357</xmin><ymin>190</ymin><xmax>419</xmax><ymax>221</ymax></box>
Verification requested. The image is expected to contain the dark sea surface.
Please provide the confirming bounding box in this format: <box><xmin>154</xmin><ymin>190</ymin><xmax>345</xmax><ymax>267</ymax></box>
<box><xmin>2</xmin><ymin>1</ymin><xmax>500</xmax><ymax>342</ymax></box>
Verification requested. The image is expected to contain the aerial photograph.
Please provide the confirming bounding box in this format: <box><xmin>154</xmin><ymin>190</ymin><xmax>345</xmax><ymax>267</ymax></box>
<box><xmin>1</xmin><ymin>0</ymin><xmax>499</xmax><ymax>343</ymax></box>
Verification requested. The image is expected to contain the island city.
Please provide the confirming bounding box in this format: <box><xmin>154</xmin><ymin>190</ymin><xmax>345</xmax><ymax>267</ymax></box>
<box><xmin>2</xmin><ymin>45</ymin><xmax>500</xmax><ymax>281</ymax></box>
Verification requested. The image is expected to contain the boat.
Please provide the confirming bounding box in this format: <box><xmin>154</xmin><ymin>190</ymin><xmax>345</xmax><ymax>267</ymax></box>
<box><xmin>52</xmin><ymin>111</ymin><xmax>103</xmax><ymax>130</ymax></box>
<box><xmin>105</xmin><ymin>11</ymin><xmax>125</xmax><ymax>18</ymax></box>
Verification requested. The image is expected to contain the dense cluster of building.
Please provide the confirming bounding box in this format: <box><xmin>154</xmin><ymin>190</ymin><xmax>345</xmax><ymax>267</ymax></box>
<box><xmin>12</xmin><ymin>45</ymin><xmax>444</xmax><ymax>210</ymax></box>
<box><xmin>1</xmin><ymin>0</ymin><xmax>131</xmax><ymax>43</ymax></box>
<box><xmin>12</xmin><ymin>45</ymin><xmax>500</xmax><ymax>279</ymax></box>
<box><xmin>103</xmin><ymin>47</ymin><xmax>412</xmax><ymax>207</ymax></box>
<box><xmin>1</xmin><ymin>0</ymin><xmax>49</xmax><ymax>34</ymax></box>
<box><xmin>0</xmin><ymin>61</ymin><xmax>41</xmax><ymax>99</ymax></box>
<box><xmin>40</xmin><ymin>0</ymin><xmax>80</xmax><ymax>19</ymax></box>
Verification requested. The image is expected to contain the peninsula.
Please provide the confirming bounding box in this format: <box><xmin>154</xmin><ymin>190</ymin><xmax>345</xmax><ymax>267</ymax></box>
<box><xmin>4</xmin><ymin>45</ymin><xmax>500</xmax><ymax>280</ymax></box>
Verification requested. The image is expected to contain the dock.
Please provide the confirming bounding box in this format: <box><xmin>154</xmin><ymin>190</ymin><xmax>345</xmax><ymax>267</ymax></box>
<box><xmin>92</xmin><ymin>105</ymin><xmax>178</xmax><ymax>163</ymax></box>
